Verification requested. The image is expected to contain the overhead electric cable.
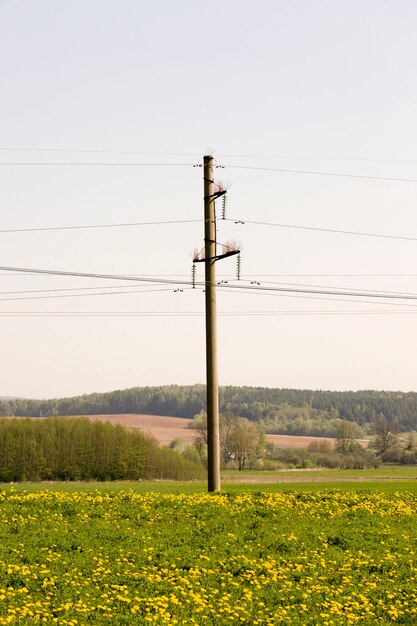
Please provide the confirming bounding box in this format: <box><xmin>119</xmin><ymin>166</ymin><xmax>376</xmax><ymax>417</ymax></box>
<box><xmin>3</xmin><ymin>288</ymin><xmax>417</xmax><ymax>307</ymax></box>
<box><xmin>225</xmin><ymin>164</ymin><xmax>417</xmax><ymax>183</ymax></box>
<box><xmin>0</xmin><ymin>147</ymin><xmax>201</xmax><ymax>157</ymax></box>
<box><xmin>1</xmin><ymin>309</ymin><xmax>417</xmax><ymax>318</ymax></box>
<box><xmin>240</xmin><ymin>279</ymin><xmax>417</xmax><ymax>297</ymax></box>
<box><xmin>2</xmin><ymin>272</ymin><xmax>417</xmax><ymax>279</ymax></box>
<box><xmin>217</xmin><ymin>286</ymin><xmax>417</xmax><ymax>308</ymax></box>
<box><xmin>0</xmin><ymin>284</ymin><xmax>175</xmax><ymax>296</ymax></box>
<box><xmin>0</xmin><ymin>272</ymin><xmax>201</xmax><ymax>277</ymax></box>
<box><xmin>204</xmin><ymin>271</ymin><xmax>417</xmax><ymax>278</ymax></box>
<box><xmin>220</xmin><ymin>154</ymin><xmax>417</xmax><ymax>163</ymax></box>
<box><xmin>2</xmin><ymin>283</ymin><xmax>417</xmax><ymax>307</ymax></box>
<box><xmin>228</xmin><ymin>218</ymin><xmax>417</xmax><ymax>243</ymax></box>
<box><xmin>3</xmin><ymin>265</ymin><xmax>417</xmax><ymax>301</ymax></box>
<box><xmin>0</xmin><ymin>287</ymin><xmax>193</xmax><ymax>303</ymax></box>
<box><xmin>1</xmin><ymin>216</ymin><xmax>415</xmax><ymax>243</ymax></box>
<box><xmin>2</xmin><ymin>147</ymin><xmax>417</xmax><ymax>163</ymax></box>
<box><xmin>214</xmin><ymin>283</ymin><xmax>417</xmax><ymax>301</ymax></box>
<box><xmin>1</xmin><ymin>161</ymin><xmax>416</xmax><ymax>181</ymax></box>
<box><xmin>0</xmin><ymin>265</ymin><xmax>192</xmax><ymax>285</ymax></box>
<box><xmin>0</xmin><ymin>162</ymin><xmax>194</xmax><ymax>167</ymax></box>
<box><xmin>4</xmin><ymin>279</ymin><xmax>417</xmax><ymax>308</ymax></box>
<box><xmin>0</xmin><ymin>219</ymin><xmax>202</xmax><ymax>234</ymax></box>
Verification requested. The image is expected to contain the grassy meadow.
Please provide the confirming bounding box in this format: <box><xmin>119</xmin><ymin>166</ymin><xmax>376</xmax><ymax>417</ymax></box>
<box><xmin>1</xmin><ymin>473</ymin><xmax>417</xmax><ymax>624</ymax></box>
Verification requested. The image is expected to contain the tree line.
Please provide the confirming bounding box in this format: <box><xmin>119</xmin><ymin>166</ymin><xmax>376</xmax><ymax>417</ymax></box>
<box><xmin>187</xmin><ymin>412</ymin><xmax>380</xmax><ymax>471</ymax></box>
<box><xmin>0</xmin><ymin>413</ymin><xmax>413</xmax><ymax>482</ymax></box>
<box><xmin>0</xmin><ymin>417</ymin><xmax>204</xmax><ymax>482</ymax></box>
<box><xmin>2</xmin><ymin>385</ymin><xmax>417</xmax><ymax>434</ymax></box>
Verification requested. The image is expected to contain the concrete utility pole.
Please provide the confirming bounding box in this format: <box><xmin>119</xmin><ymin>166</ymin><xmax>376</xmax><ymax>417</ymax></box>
<box><xmin>203</xmin><ymin>155</ymin><xmax>221</xmax><ymax>492</ymax></box>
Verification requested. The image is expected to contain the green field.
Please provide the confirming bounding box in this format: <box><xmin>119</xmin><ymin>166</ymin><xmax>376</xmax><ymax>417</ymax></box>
<box><xmin>1</xmin><ymin>476</ymin><xmax>417</xmax><ymax>624</ymax></box>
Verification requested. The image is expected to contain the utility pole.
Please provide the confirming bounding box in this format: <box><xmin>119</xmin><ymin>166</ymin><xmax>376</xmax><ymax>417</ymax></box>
<box><xmin>203</xmin><ymin>155</ymin><xmax>221</xmax><ymax>492</ymax></box>
<box><xmin>195</xmin><ymin>155</ymin><xmax>238</xmax><ymax>491</ymax></box>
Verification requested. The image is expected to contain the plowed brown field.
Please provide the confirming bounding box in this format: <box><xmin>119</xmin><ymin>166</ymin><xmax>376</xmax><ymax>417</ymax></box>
<box><xmin>58</xmin><ymin>414</ymin><xmax>339</xmax><ymax>448</ymax></box>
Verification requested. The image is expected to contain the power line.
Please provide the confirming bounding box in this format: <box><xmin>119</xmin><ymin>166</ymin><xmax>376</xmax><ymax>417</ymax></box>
<box><xmin>216</xmin><ymin>277</ymin><xmax>417</xmax><ymax>299</ymax></box>
<box><xmin>1</xmin><ymin>160</ymin><xmax>417</xmax><ymax>182</ymax></box>
<box><xmin>3</xmin><ymin>265</ymin><xmax>417</xmax><ymax>301</ymax></box>
<box><xmin>0</xmin><ymin>272</ymin><xmax>200</xmax><ymax>277</ymax></box>
<box><xmin>0</xmin><ymin>219</ymin><xmax>202</xmax><ymax>234</ymax></box>
<box><xmin>236</xmin><ymin>273</ymin><xmax>417</xmax><ymax>277</ymax></box>
<box><xmin>2</xmin><ymin>271</ymin><xmax>417</xmax><ymax>279</ymax></box>
<box><xmin>1</xmin><ymin>309</ymin><xmax>416</xmax><ymax>317</ymax></box>
<box><xmin>216</xmin><ymin>283</ymin><xmax>417</xmax><ymax>301</ymax></box>
<box><xmin>221</xmin><ymin>154</ymin><xmax>417</xmax><ymax>164</ymax></box>
<box><xmin>0</xmin><ymin>147</ymin><xmax>201</xmax><ymax>157</ymax></box>
<box><xmin>241</xmin><ymin>279</ymin><xmax>417</xmax><ymax>297</ymax></box>
<box><xmin>0</xmin><ymin>265</ymin><xmax>190</xmax><ymax>285</ymax></box>
<box><xmin>2</xmin><ymin>147</ymin><xmax>417</xmax><ymax>163</ymax></box>
<box><xmin>220</xmin><ymin>273</ymin><xmax>417</xmax><ymax>278</ymax></box>
<box><xmin>229</xmin><ymin>219</ymin><xmax>417</xmax><ymax>243</ymax></box>
<box><xmin>0</xmin><ymin>284</ymin><xmax>175</xmax><ymax>296</ymax></box>
<box><xmin>2</xmin><ymin>285</ymin><xmax>417</xmax><ymax>307</ymax></box>
<box><xmin>225</xmin><ymin>164</ymin><xmax>417</xmax><ymax>183</ymax></box>
<box><xmin>0</xmin><ymin>162</ymin><xmax>193</xmax><ymax>167</ymax></box>
<box><xmin>0</xmin><ymin>287</ymin><xmax>193</xmax><ymax>303</ymax></box>
<box><xmin>218</xmin><ymin>286</ymin><xmax>417</xmax><ymax>308</ymax></box>
<box><xmin>1</xmin><ymin>215</ymin><xmax>415</xmax><ymax>243</ymax></box>
<box><xmin>3</xmin><ymin>278</ymin><xmax>417</xmax><ymax>307</ymax></box>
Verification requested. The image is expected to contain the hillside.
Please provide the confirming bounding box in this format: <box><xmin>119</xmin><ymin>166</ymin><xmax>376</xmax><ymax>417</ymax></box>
<box><xmin>42</xmin><ymin>413</ymin><xmax>337</xmax><ymax>449</ymax></box>
<box><xmin>2</xmin><ymin>385</ymin><xmax>416</xmax><ymax>436</ymax></box>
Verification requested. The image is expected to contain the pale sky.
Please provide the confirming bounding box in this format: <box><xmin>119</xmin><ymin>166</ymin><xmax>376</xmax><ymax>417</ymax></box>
<box><xmin>1</xmin><ymin>0</ymin><xmax>417</xmax><ymax>398</ymax></box>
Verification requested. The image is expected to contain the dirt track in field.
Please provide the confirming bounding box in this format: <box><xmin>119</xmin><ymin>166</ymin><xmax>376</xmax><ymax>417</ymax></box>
<box><xmin>59</xmin><ymin>414</ymin><xmax>340</xmax><ymax>448</ymax></box>
<box><xmin>221</xmin><ymin>472</ymin><xmax>394</xmax><ymax>484</ymax></box>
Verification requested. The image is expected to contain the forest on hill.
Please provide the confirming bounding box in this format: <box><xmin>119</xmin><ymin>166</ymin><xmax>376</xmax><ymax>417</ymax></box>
<box><xmin>2</xmin><ymin>385</ymin><xmax>417</xmax><ymax>437</ymax></box>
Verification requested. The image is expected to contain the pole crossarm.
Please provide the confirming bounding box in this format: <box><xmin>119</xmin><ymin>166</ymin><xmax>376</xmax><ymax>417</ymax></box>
<box><xmin>204</xmin><ymin>190</ymin><xmax>227</xmax><ymax>200</ymax></box>
<box><xmin>193</xmin><ymin>250</ymin><xmax>240</xmax><ymax>263</ymax></box>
